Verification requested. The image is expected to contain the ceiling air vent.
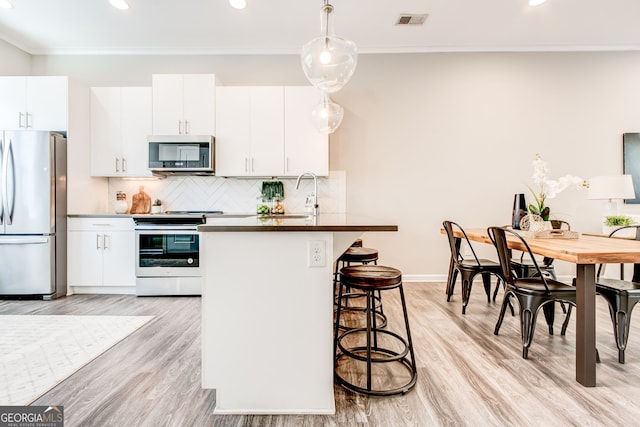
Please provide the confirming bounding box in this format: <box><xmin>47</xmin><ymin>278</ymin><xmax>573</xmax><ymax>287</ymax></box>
<box><xmin>396</xmin><ymin>14</ymin><xmax>428</xmax><ymax>26</ymax></box>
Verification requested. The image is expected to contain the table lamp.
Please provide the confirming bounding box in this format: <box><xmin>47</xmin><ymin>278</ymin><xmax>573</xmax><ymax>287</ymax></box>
<box><xmin>588</xmin><ymin>175</ymin><xmax>635</xmax><ymax>216</ymax></box>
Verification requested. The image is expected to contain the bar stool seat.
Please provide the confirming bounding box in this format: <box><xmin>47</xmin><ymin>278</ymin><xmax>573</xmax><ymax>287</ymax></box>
<box><xmin>334</xmin><ymin>265</ymin><xmax>417</xmax><ymax>396</ymax></box>
<box><xmin>333</xmin><ymin>246</ymin><xmax>387</xmax><ymax>330</ymax></box>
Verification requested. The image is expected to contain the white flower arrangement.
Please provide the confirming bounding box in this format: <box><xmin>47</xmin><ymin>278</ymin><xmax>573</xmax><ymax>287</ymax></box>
<box><xmin>528</xmin><ymin>154</ymin><xmax>585</xmax><ymax>221</ymax></box>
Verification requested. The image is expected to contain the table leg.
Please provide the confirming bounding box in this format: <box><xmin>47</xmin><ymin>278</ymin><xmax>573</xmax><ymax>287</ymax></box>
<box><xmin>575</xmin><ymin>264</ymin><xmax>597</xmax><ymax>387</ymax></box>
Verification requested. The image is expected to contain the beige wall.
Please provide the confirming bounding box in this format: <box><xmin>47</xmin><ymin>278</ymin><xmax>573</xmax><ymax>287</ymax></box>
<box><xmin>21</xmin><ymin>51</ymin><xmax>640</xmax><ymax>278</ymax></box>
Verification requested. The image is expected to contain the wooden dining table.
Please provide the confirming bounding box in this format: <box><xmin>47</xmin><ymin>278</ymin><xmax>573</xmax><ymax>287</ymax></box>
<box><xmin>443</xmin><ymin>227</ymin><xmax>640</xmax><ymax>387</ymax></box>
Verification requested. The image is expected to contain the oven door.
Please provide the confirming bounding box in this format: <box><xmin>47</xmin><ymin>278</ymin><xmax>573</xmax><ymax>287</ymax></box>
<box><xmin>135</xmin><ymin>229</ymin><xmax>201</xmax><ymax>277</ymax></box>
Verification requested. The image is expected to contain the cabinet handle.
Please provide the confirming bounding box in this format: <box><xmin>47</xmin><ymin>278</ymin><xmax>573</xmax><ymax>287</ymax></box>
<box><xmin>251</xmin><ymin>158</ymin><xmax>255</xmax><ymax>172</ymax></box>
<box><xmin>104</xmin><ymin>234</ymin><xmax>110</xmax><ymax>250</ymax></box>
<box><xmin>26</xmin><ymin>112</ymin><xmax>32</xmax><ymax>128</ymax></box>
<box><xmin>185</xmin><ymin>120</ymin><xmax>189</xmax><ymax>134</ymax></box>
<box><xmin>179</xmin><ymin>120</ymin><xmax>183</xmax><ymax>134</ymax></box>
<box><xmin>96</xmin><ymin>234</ymin><xmax>102</xmax><ymax>250</ymax></box>
<box><xmin>115</xmin><ymin>157</ymin><xmax>120</xmax><ymax>172</ymax></box>
<box><xmin>18</xmin><ymin>112</ymin><xmax>24</xmax><ymax>128</ymax></box>
<box><xmin>122</xmin><ymin>157</ymin><xmax>127</xmax><ymax>173</ymax></box>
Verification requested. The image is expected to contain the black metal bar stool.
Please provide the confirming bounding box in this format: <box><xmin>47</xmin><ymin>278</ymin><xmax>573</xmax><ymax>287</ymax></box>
<box><xmin>333</xmin><ymin>246</ymin><xmax>387</xmax><ymax>330</ymax></box>
<box><xmin>334</xmin><ymin>265</ymin><xmax>418</xmax><ymax>396</ymax></box>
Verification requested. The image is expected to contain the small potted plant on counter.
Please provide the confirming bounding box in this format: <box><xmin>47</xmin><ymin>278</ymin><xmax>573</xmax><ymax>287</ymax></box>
<box><xmin>152</xmin><ymin>199</ymin><xmax>162</xmax><ymax>214</ymax></box>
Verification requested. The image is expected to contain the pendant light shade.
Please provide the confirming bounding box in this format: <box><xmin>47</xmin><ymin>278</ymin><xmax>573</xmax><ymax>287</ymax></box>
<box><xmin>311</xmin><ymin>95</ymin><xmax>344</xmax><ymax>134</ymax></box>
<box><xmin>301</xmin><ymin>1</ymin><xmax>358</xmax><ymax>93</ymax></box>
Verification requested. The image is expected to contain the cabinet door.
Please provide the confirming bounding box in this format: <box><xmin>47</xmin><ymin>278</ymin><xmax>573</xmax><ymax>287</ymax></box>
<box><xmin>0</xmin><ymin>76</ymin><xmax>26</xmax><ymax>129</ymax></box>
<box><xmin>250</xmin><ymin>87</ymin><xmax>284</xmax><ymax>176</ymax></box>
<box><xmin>215</xmin><ymin>87</ymin><xmax>252</xmax><ymax>176</ymax></box>
<box><xmin>121</xmin><ymin>87</ymin><xmax>152</xmax><ymax>176</ymax></box>
<box><xmin>284</xmin><ymin>87</ymin><xmax>329</xmax><ymax>176</ymax></box>
<box><xmin>152</xmin><ymin>74</ymin><xmax>183</xmax><ymax>134</ymax></box>
<box><xmin>26</xmin><ymin>76</ymin><xmax>68</xmax><ymax>131</ymax></box>
<box><xmin>183</xmin><ymin>74</ymin><xmax>216</xmax><ymax>135</ymax></box>
<box><xmin>67</xmin><ymin>231</ymin><xmax>104</xmax><ymax>287</ymax></box>
<box><xmin>90</xmin><ymin>87</ymin><xmax>122</xmax><ymax>176</ymax></box>
<box><xmin>102</xmin><ymin>231</ymin><xmax>136</xmax><ymax>286</ymax></box>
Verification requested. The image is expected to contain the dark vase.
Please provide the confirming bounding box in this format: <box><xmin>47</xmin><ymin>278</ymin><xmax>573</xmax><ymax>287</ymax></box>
<box><xmin>512</xmin><ymin>194</ymin><xmax>527</xmax><ymax>229</ymax></box>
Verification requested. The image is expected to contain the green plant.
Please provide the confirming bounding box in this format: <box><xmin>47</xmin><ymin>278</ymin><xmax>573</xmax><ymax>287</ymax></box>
<box><xmin>261</xmin><ymin>181</ymin><xmax>284</xmax><ymax>200</ymax></box>
<box><xmin>604</xmin><ymin>215</ymin><xmax>633</xmax><ymax>227</ymax></box>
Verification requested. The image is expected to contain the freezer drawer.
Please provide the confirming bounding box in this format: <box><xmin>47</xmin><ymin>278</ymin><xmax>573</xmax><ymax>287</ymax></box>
<box><xmin>0</xmin><ymin>235</ymin><xmax>55</xmax><ymax>296</ymax></box>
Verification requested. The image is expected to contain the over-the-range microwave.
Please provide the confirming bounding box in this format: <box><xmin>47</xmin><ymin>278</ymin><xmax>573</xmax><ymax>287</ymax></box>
<box><xmin>148</xmin><ymin>135</ymin><xmax>215</xmax><ymax>175</ymax></box>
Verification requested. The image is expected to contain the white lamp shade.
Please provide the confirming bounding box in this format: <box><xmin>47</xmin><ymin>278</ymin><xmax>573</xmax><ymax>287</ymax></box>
<box><xmin>588</xmin><ymin>175</ymin><xmax>636</xmax><ymax>200</ymax></box>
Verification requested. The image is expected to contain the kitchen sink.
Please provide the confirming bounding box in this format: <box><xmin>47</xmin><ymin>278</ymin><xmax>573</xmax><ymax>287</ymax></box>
<box><xmin>256</xmin><ymin>214</ymin><xmax>310</xmax><ymax>219</ymax></box>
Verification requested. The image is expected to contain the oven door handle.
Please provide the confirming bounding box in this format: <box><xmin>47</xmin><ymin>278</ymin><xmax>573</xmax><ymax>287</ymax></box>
<box><xmin>134</xmin><ymin>225</ymin><xmax>199</xmax><ymax>231</ymax></box>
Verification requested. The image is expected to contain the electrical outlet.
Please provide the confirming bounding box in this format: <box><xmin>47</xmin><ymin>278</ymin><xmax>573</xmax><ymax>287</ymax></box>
<box><xmin>308</xmin><ymin>240</ymin><xmax>326</xmax><ymax>267</ymax></box>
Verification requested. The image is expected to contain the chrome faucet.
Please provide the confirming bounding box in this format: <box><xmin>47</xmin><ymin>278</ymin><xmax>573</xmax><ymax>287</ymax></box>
<box><xmin>295</xmin><ymin>172</ymin><xmax>319</xmax><ymax>216</ymax></box>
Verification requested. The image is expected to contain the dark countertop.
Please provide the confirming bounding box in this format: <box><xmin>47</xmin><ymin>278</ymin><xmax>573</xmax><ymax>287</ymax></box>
<box><xmin>67</xmin><ymin>213</ymin><xmax>254</xmax><ymax>219</ymax></box>
<box><xmin>197</xmin><ymin>213</ymin><xmax>398</xmax><ymax>232</ymax></box>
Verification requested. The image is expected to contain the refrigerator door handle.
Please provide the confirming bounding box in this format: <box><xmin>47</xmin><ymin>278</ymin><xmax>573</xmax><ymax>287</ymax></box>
<box><xmin>1</xmin><ymin>137</ymin><xmax>9</xmax><ymax>225</ymax></box>
<box><xmin>3</xmin><ymin>137</ymin><xmax>14</xmax><ymax>225</ymax></box>
<box><xmin>0</xmin><ymin>236</ymin><xmax>49</xmax><ymax>245</ymax></box>
<box><xmin>0</xmin><ymin>136</ymin><xmax>4</xmax><ymax>224</ymax></box>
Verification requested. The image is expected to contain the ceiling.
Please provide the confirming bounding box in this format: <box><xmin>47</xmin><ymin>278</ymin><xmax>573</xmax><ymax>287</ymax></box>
<box><xmin>0</xmin><ymin>0</ymin><xmax>639</xmax><ymax>55</ymax></box>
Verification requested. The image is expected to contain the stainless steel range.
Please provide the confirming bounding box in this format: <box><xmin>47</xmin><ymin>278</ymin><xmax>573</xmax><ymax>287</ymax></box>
<box><xmin>133</xmin><ymin>211</ymin><xmax>222</xmax><ymax>296</ymax></box>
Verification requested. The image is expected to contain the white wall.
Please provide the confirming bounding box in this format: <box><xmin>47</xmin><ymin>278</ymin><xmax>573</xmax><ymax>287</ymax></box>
<box><xmin>27</xmin><ymin>51</ymin><xmax>640</xmax><ymax>278</ymax></box>
<box><xmin>0</xmin><ymin>39</ymin><xmax>30</xmax><ymax>75</ymax></box>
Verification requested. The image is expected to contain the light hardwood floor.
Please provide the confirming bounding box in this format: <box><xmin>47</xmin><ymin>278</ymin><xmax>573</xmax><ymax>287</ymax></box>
<box><xmin>1</xmin><ymin>282</ymin><xmax>639</xmax><ymax>427</ymax></box>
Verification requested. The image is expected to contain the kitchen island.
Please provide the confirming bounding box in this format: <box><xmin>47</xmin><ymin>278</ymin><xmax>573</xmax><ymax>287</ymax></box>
<box><xmin>197</xmin><ymin>214</ymin><xmax>398</xmax><ymax>414</ymax></box>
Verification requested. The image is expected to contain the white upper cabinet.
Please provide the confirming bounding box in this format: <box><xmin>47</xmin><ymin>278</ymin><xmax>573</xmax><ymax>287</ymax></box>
<box><xmin>152</xmin><ymin>74</ymin><xmax>216</xmax><ymax>135</ymax></box>
<box><xmin>215</xmin><ymin>86</ymin><xmax>284</xmax><ymax>177</ymax></box>
<box><xmin>90</xmin><ymin>86</ymin><xmax>152</xmax><ymax>177</ymax></box>
<box><xmin>0</xmin><ymin>76</ymin><xmax>68</xmax><ymax>131</ymax></box>
<box><xmin>215</xmin><ymin>86</ymin><xmax>328</xmax><ymax>177</ymax></box>
<box><xmin>283</xmin><ymin>86</ymin><xmax>329</xmax><ymax>177</ymax></box>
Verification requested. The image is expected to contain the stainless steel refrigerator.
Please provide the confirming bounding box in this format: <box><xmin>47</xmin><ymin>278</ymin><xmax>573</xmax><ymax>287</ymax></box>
<box><xmin>0</xmin><ymin>131</ymin><xmax>67</xmax><ymax>299</ymax></box>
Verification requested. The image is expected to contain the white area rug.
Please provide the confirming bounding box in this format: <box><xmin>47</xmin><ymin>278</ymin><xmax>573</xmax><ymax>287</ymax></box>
<box><xmin>0</xmin><ymin>315</ymin><xmax>153</xmax><ymax>405</ymax></box>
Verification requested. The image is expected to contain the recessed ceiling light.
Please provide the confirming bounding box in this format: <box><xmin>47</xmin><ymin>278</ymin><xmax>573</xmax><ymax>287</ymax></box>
<box><xmin>529</xmin><ymin>0</ymin><xmax>547</xmax><ymax>5</ymax></box>
<box><xmin>229</xmin><ymin>0</ymin><xmax>247</xmax><ymax>9</ymax></box>
<box><xmin>110</xmin><ymin>0</ymin><xmax>130</xmax><ymax>10</ymax></box>
<box><xmin>0</xmin><ymin>0</ymin><xmax>13</xmax><ymax>9</ymax></box>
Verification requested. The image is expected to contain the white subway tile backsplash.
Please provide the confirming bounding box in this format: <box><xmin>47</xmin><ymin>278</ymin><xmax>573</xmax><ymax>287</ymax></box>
<box><xmin>107</xmin><ymin>171</ymin><xmax>345</xmax><ymax>215</ymax></box>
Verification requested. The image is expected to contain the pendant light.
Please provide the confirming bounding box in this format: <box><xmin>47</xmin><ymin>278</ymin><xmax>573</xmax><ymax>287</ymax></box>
<box><xmin>301</xmin><ymin>1</ymin><xmax>358</xmax><ymax>93</ymax></box>
<box><xmin>311</xmin><ymin>94</ymin><xmax>344</xmax><ymax>134</ymax></box>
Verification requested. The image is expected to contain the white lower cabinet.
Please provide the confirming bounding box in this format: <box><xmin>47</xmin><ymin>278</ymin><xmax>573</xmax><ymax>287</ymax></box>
<box><xmin>67</xmin><ymin>217</ymin><xmax>135</xmax><ymax>294</ymax></box>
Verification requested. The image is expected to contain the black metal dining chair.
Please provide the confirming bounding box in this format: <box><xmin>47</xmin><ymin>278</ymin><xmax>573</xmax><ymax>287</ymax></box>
<box><xmin>508</xmin><ymin>220</ymin><xmax>570</xmax><ymax>282</ymax></box>
<box><xmin>488</xmin><ymin>226</ymin><xmax>577</xmax><ymax>359</ymax></box>
<box><xmin>595</xmin><ymin>225</ymin><xmax>640</xmax><ymax>363</ymax></box>
<box><xmin>443</xmin><ymin>221</ymin><xmax>505</xmax><ymax>314</ymax></box>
